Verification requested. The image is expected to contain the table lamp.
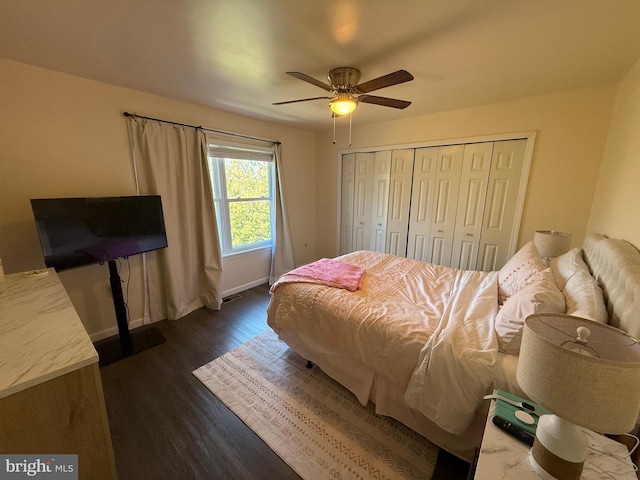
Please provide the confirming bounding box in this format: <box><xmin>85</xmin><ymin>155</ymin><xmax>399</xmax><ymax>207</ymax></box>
<box><xmin>517</xmin><ymin>313</ymin><xmax>640</xmax><ymax>480</ymax></box>
<box><xmin>533</xmin><ymin>230</ymin><xmax>572</xmax><ymax>264</ymax></box>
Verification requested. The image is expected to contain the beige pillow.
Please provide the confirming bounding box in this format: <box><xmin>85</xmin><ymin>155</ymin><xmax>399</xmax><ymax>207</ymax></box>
<box><xmin>498</xmin><ymin>241</ymin><xmax>547</xmax><ymax>303</ymax></box>
<box><xmin>549</xmin><ymin>247</ymin><xmax>586</xmax><ymax>291</ymax></box>
<box><xmin>495</xmin><ymin>272</ymin><xmax>566</xmax><ymax>355</ymax></box>
<box><xmin>564</xmin><ymin>269</ymin><xmax>608</xmax><ymax>323</ymax></box>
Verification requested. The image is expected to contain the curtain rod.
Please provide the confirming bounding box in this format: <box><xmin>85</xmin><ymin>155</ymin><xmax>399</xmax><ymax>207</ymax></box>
<box><xmin>123</xmin><ymin>112</ymin><xmax>281</xmax><ymax>145</ymax></box>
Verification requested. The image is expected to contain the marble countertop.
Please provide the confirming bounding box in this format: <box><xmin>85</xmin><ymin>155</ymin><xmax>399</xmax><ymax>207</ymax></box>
<box><xmin>475</xmin><ymin>399</ymin><xmax>637</xmax><ymax>479</ymax></box>
<box><xmin>0</xmin><ymin>269</ymin><xmax>98</xmax><ymax>399</ymax></box>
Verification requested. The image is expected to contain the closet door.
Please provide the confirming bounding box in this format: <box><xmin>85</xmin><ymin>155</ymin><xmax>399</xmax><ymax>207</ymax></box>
<box><xmin>370</xmin><ymin>151</ymin><xmax>392</xmax><ymax>253</ymax></box>
<box><xmin>352</xmin><ymin>152</ymin><xmax>375</xmax><ymax>251</ymax></box>
<box><xmin>407</xmin><ymin>147</ymin><xmax>438</xmax><ymax>261</ymax></box>
<box><xmin>429</xmin><ymin>145</ymin><xmax>464</xmax><ymax>265</ymax></box>
<box><xmin>386</xmin><ymin>149</ymin><xmax>415</xmax><ymax>256</ymax></box>
<box><xmin>340</xmin><ymin>153</ymin><xmax>355</xmax><ymax>255</ymax></box>
<box><xmin>450</xmin><ymin>142</ymin><xmax>493</xmax><ymax>269</ymax></box>
<box><xmin>339</xmin><ymin>137</ymin><xmax>530</xmax><ymax>267</ymax></box>
<box><xmin>477</xmin><ymin>139</ymin><xmax>527</xmax><ymax>271</ymax></box>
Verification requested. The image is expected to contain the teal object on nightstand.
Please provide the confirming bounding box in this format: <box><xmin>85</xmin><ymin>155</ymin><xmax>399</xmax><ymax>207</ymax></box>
<box><xmin>493</xmin><ymin>390</ymin><xmax>550</xmax><ymax>435</ymax></box>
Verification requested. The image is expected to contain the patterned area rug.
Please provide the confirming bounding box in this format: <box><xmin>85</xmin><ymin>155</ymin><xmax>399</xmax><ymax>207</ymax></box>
<box><xmin>193</xmin><ymin>330</ymin><xmax>439</xmax><ymax>480</ymax></box>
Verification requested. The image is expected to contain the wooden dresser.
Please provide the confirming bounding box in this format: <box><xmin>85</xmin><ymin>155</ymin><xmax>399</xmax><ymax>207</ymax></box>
<box><xmin>0</xmin><ymin>269</ymin><xmax>117</xmax><ymax>479</ymax></box>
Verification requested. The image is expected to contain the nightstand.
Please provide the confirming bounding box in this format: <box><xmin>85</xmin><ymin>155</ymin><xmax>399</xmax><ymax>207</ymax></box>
<box><xmin>474</xmin><ymin>396</ymin><xmax>637</xmax><ymax>479</ymax></box>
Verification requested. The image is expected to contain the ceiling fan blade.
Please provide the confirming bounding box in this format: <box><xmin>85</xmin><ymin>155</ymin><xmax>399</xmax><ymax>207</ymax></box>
<box><xmin>272</xmin><ymin>96</ymin><xmax>331</xmax><ymax>105</ymax></box>
<box><xmin>358</xmin><ymin>95</ymin><xmax>411</xmax><ymax>109</ymax></box>
<box><xmin>355</xmin><ymin>70</ymin><xmax>414</xmax><ymax>93</ymax></box>
<box><xmin>286</xmin><ymin>72</ymin><xmax>334</xmax><ymax>92</ymax></box>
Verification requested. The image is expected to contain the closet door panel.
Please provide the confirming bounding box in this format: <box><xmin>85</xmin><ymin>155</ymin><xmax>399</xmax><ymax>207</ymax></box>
<box><xmin>478</xmin><ymin>244</ymin><xmax>500</xmax><ymax>272</ymax></box>
<box><xmin>385</xmin><ymin>149</ymin><xmax>415</xmax><ymax>257</ymax></box>
<box><xmin>340</xmin><ymin>154</ymin><xmax>355</xmax><ymax>254</ymax></box>
<box><xmin>455</xmin><ymin>240</ymin><xmax>477</xmax><ymax>270</ymax></box>
<box><xmin>429</xmin><ymin>145</ymin><xmax>464</xmax><ymax>265</ymax></box>
<box><xmin>352</xmin><ymin>152</ymin><xmax>375</xmax><ymax>251</ymax></box>
<box><xmin>451</xmin><ymin>143</ymin><xmax>493</xmax><ymax>269</ymax></box>
<box><xmin>431</xmin><ymin>237</ymin><xmax>447</xmax><ymax>265</ymax></box>
<box><xmin>411</xmin><ymin>235</ymin><xmax>429</xmax><ymax>261</ymax></box>
<box><xmin>370</xmin><ymin>151</ymin><xmax>392</xmax><ymax>253</ymax></box>
<box><xmin>477</xmin><ymin>139</ymin><xmax>526</xmax><ymax>270</ymax></box>
<box><xmin>407</xmin><ymin>147</ymin><xmax>438</xmax><ymax>261</ymax></box>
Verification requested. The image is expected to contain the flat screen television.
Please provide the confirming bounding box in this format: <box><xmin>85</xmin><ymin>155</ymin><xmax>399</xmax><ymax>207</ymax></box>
<box><xmin>31</xmin><ymin>195</ymin><xmax>168</xmax><ymax>271</ymax></box>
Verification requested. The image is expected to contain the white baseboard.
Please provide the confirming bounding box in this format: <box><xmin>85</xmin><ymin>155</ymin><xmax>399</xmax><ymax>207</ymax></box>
<box><xmin>88</xmin><ymin>278</ymin><xmax>269</xmax><ymax>342</ymax></box>
<box><xmin>222</xmin><ymin>277</ymin><xmax>269</xmax><ymax>298</ymax></box>
<box><xmin>89</xmin><ymin>316</ymin><xmax>146</xmax><ymax>342</ymax></box>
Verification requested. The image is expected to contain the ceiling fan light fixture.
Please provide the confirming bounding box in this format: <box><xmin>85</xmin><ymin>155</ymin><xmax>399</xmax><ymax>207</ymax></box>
<box><xmin>329</xmin><ymin>93</ymin><xmax>358</xmax><ymax>115</ymax></box>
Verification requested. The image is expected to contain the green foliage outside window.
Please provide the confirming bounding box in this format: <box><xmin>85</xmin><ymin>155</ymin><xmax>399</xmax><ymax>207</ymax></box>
<box><xmin>229</xmin><ymin>201</ymin><xmax>271</xmax><ymax>247</ymax></box>
<box><xmin>223</xmin><ymin>159</ymin><xmax>272</xmax><ymax>249</ymax></box>
<box><xmin>225</xmin><ymin>159</ymin><xmax>269</xmax><ymax>198</ymax></box>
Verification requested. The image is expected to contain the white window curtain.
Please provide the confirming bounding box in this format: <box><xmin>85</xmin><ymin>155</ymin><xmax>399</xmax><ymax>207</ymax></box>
<box><xmin>270</xmin><ymin>143</ymin><xmax>295</xmax><ymax>283</ymax></box>
<box><xmin>127</xmin><ymin>117</ymin><xmax>223</xmax><ymax>322</ymax></box>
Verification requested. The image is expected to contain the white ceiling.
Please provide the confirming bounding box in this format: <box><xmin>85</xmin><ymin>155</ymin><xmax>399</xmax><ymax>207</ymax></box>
<box><xmin>2</xmin><ymin>0</ymin><xmax>640</xmax><ymax>130</ymax></box>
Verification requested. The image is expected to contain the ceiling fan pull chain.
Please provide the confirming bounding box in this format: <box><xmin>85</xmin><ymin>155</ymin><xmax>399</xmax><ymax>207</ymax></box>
<box><xmin>348</xmin><ymin>111</ymin><xmax>352</xmax><ymax>146</ymax></box>
<box><xmin>332</xmin><ymin>113</ymin><xmax>336</xmax><ymax>144</ymax></box>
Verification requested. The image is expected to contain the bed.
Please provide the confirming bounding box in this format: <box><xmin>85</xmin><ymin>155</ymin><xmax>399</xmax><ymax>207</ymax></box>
<box><xmin>266</xmin><ymin>233</ymin><xmax>640</xmax><ymax>461</ymax></box>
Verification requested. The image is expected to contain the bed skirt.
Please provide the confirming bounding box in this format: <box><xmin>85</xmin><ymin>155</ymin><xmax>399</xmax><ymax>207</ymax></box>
<box><xmin>273</xmin><ymin>327</ymin><xmax>487</xmax><ymax>462</ymax></box>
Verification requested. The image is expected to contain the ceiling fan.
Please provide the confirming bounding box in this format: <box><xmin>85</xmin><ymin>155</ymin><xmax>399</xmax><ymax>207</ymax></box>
<box><xmin>273</xmin><ymin>67</ymin><xmax>414</xmax><ymax>116</ymax></box>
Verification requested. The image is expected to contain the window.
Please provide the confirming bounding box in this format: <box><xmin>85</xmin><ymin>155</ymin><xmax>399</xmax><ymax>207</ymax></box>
<box><xmin>207</xmin><ymin>140</ymin><xmax>275</xmax><ymax>256</ymax></box>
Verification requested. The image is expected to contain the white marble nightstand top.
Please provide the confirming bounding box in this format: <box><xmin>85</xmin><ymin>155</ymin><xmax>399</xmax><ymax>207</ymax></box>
<box><xmin>475</xmin><ymin>398</ymin><xmax>637</xmax><ymax>479</ymax></box>
<box><xmin>0</xmin><ymin>269</ymin><xmax>97</xmax><ymax>399</ymax></box>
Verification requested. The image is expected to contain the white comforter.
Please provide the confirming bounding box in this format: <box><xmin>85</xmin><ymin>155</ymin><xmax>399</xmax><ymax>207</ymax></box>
<box><xmin>403</xmin><ymin>268</ymin><xmax>499</xmax><ymax>434</ymax></box>
<box><xmin>267</xmin><ymin>250</ymin><xmax>500</xmax><ymax>434</ymax></box>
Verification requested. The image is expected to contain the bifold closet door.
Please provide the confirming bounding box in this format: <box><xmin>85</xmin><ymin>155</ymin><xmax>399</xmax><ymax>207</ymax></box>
<box><xmin>370</xmin><ymin>150</ymin><xmax>392</xmax><ymax>253</ymax></box>
<box><xmin>340</xmin><ymin>138</ymin><xmax>528</xmax><ymax>267</ymax></box>
<box><xmin>385</xmin><ymin>149</ymin><xmax>415</xmax><ymax>256</ymax></box>
<box><xmin>476</xmin><ymin>139</ymin><xmax>527</xmax><ymax>271</ymax></box>
<box><xmin>407</xmin><ymin>145</ymin><xmax>464</xmax><ymax>265</ymax></box>
<box><xmin>406</xmin><ymin>147</ymin><xmax>437</xmax><ymax>261</ymax></box>
<box><xmin>450</xmin><ymin>142</ymin><xmax>494</xmax><ymax>269</ymax></box>
<box><xmin>352</xmin><ymin>152</ymin><xmax>375</xmax><ymax>251</ymax></box>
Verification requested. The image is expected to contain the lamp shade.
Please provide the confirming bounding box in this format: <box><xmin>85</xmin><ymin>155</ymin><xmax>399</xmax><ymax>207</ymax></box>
<box><xmin>533</xmin><ymin>230</ymin><xmax>571</xmax><ymax>259</ymax></box>
<box><xmin>517</xmin><ymin>313</ymin><xmax>640</xmax><ymax>434</ymax></box>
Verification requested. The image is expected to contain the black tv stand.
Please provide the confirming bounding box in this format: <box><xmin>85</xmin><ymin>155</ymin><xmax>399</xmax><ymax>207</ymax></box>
<box><xmin>94</xmin><ymin>259</ymin><xmax>166</xmax><ymax>367</ymax></box>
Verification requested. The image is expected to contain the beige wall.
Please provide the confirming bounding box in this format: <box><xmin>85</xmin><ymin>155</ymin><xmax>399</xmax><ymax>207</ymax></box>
<box><xmin>0</xmin><ymin>58</ymin><xmax>316</xmax><ymax>338</ymax></box>
<box><xmin>316</xmin><ymin>84</ymin><xmax>619</xmax><ymax>258</ymax></box>
<box><xmin>587</xmin><ymin>58</ymin><xmax>640</xmax><ymax>248</ymax></box>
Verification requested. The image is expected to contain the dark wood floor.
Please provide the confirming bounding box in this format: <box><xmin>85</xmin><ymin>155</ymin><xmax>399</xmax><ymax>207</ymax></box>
<box><xmin>99</xmin><ymin>283</ymin><xmax>471</xmax><ymax>479</ymax></box>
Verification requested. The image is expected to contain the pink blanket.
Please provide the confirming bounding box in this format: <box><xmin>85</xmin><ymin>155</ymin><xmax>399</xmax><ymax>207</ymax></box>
<box><xmin>271</xmin><ymin>257</ymin><xmax>366</xmax><ymax>292</ymax></box>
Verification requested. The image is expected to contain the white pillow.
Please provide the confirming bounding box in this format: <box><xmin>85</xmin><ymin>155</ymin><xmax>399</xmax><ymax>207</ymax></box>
<box><xmin>564</xmin><ymin>269</ymin><xmax>608</xmax><ymax>323</ymax></box>
<box><xmin>498</xmin><ymin>241</ymin><xmax>547</xmax><ymax>303</ymax></box>
<box><xmin>495</xmin><ymin>272</ymin><xmax>566</xmax><ymax>355</ymax></box>
<box><xmin>549</xmin><ymin>247</ymin><xmax>586</xmax><ymax>291</ymax></box>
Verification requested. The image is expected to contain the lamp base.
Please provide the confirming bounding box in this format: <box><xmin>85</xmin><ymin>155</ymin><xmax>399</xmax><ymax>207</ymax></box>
<box><xmin>528</xmin><ymin>443</ymin><xmax>583</xmax><ymax>480</ymax></box>
<box><xmin>527</xmin><ymin>415</ymin><xmax>586</xmax><ymax>480</ymax></box>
